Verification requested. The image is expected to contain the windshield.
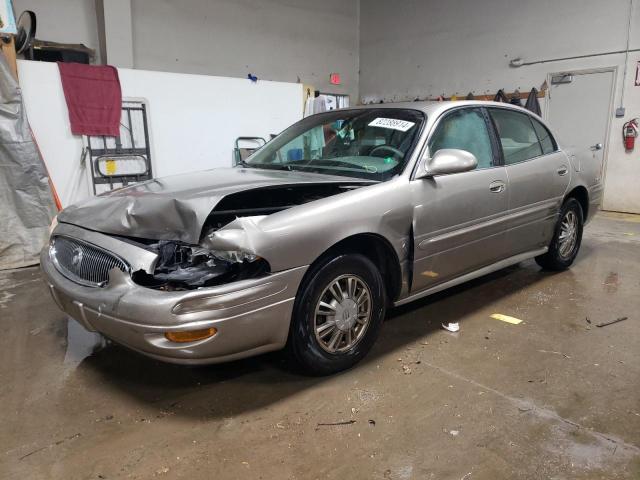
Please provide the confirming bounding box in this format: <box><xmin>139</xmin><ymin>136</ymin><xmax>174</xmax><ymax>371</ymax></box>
<box><xmin>244</xmin><ymin>108</ymin><xmax>425</xmax><ymax>181</ymax></box>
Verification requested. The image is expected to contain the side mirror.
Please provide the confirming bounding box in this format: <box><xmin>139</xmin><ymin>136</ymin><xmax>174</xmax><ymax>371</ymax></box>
<box><xmin>415</xmin><ymin>149</ymin><xmax>478</xmax><ymax>179</ymax></box>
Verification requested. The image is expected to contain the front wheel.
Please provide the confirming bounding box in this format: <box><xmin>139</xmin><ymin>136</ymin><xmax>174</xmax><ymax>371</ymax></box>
<box><xmin>535</xmin><ymin>198</ymin><xmax>584</xmax><ymax>271</ymax></box>
<box><xmin>286</xmin><ymin>253</ymin><xmax>386</xmax><ymax>376</ymax></box>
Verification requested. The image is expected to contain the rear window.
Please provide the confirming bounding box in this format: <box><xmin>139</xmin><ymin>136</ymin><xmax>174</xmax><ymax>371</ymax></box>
<box><xmin>490</xmin><ymin>109</ymin><xmax>542</xmax><ymax>164</ymax></box>
<box><xmin>531</xmin><ymin>118</ymin><xmax>557</xmax><ymax>154</ymax></box>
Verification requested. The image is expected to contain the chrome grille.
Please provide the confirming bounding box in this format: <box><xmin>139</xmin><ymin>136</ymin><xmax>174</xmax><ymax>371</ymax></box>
<box><xmin>49</xmin><ymin>236</ymin><xmax>129</xmax><ymax>287</ymax></box>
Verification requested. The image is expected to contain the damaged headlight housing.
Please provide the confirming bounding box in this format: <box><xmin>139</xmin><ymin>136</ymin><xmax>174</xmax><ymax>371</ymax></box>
<box><xmin>133</xmin><ymin>241</ymin><xmax>269</xmax><ymax>290</ymax></box>
<box><xmin>208</xmin><ymin>250</ymin><xmax>259</xmax><ymax>263</ymax></box>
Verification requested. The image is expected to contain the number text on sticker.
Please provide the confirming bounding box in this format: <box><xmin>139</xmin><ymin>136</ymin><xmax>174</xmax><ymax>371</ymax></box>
<box><xmin>368</xmin><ymin>118</ymin><xmax>416</xmax><ymax>132</ymax></box>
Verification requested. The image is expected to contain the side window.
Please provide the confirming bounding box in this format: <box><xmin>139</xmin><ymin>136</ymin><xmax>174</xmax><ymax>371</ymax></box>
<box><xmin>428</xmin><ymin>108</ymin><xmax>494</xmax><ymax>169</ymax></box>
<box><xmin>490</xmin><ymin>109</ymin><xmax>542</xmax><ymax>164</ymax></box>
<box><xmin>531</xmin><ymin>118</ymin><xmax>557</xmax><ymax>154</ymax></box>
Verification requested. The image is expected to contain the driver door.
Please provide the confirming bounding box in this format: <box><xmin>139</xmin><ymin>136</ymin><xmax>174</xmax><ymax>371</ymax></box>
<box><xmin>410</xmin><ymin>107</ymin><xmax>510</xmax><ymax>293</ymax></box>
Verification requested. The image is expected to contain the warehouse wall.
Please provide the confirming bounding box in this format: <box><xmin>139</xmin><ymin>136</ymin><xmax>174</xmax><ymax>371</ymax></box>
<box><xmin>13</xmin><ymin>0</ymin><xmax>360</xmax><ymax>100</ymax></box>
<box><xmin>130</xmin><ymin>0</ymin><xmax>360</xmax><ymax>100</ymax></box>
<box><xmin>359</xmin><ymin>0</ymin><xmax>638</xmax><ymax>104</ymax></box>
<box><xmin>606</xmin><ymin>54</ymin><xmax>640</xmax><ymax>213</ymax></box>
<box><xmin>359</xmin><ymin>0</ymin><xmax>640</xmax><ymax>213</ymax></box>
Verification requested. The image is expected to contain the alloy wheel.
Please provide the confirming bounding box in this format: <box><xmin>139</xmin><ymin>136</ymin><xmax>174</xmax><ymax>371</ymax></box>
<box><xmin>314</xmin><ymin>274</ymin><xmax>372</xmax><ymax>354</ymax></box>
<box><xmin>558</xmin><ymin>210</ymin><xmax>578</xmax><ymax>258</ymax></box>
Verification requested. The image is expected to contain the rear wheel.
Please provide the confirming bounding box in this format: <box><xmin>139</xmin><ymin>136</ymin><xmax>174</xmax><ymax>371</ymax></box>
<box><xmin>535</xmin><ymin>198</ymin><xmax>583</xmax><ymax>271</ymax></box>
<box><xmin>286</xmin><ymin>253</ymin><xmax>385</xmax><ymax>376</ymax></box>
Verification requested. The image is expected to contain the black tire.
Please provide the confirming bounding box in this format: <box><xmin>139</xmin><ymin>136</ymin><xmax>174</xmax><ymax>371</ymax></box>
<box><xmin>535</xmin><ymin>197</ymin><xmax>584</xmax><ymax>271</ymax></box>
<box><xmin>286</xmin><ymin>253</ymin><xmax>386</xmax><ymax>376</ymax></box>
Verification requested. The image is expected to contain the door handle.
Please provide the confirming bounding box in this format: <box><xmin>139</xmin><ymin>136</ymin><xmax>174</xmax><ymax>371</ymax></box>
<box><xmin>489</xmin><ymin>180</ymin><xmax>506</xmax><ymax>193</ymax></box>
<box><xmin>590</xmin><ymin>143</ymin><xmax>603</xmax><ymax>151</ymax></box>
<box><xmin>557</xmin><ymin>165</ymin><xmax>569</xmax><ymax>176</ymax></box>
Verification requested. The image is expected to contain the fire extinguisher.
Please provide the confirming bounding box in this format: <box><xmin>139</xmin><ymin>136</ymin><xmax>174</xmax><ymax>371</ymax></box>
<box><xmin>623</xmin><ymin>118</ymin><xmax>639</xmax><ymax>151</ymax></box>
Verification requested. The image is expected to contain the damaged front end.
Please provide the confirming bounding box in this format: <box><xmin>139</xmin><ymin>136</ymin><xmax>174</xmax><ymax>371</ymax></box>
<box><xmin>132</xmin><ymin>240</ymin><xmax>269</xmax><ymax>291</ymax></box>
<box><xmin>130</xmin><ymin>183</ymin><xmax>369</xmax><ymax>291</ymax></box>
<box><xmin>102</xmin><ymin>181</ymin><xmax>372</xmax><ymax>291</ymax></box>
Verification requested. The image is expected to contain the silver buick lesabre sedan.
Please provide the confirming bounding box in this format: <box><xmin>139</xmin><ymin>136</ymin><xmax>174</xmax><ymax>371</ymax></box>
<box><xmin>42</xmin><ymin>101</ymin><xmax>603</xmax><ymax>375</ymax></box>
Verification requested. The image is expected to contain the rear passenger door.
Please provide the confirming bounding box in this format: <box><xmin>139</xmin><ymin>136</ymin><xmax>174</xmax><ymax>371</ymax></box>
<box><xmin>410</xmin><ymin>107</ymin><xmax>510</xmax><ymax>293</ymax></box>
<box><xmin>488</xmin><ymin>108</ymin><xmax>571</xmax><ymax>256</ymax></box>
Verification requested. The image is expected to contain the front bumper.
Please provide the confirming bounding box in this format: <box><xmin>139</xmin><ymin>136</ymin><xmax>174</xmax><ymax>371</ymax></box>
<box><xmin>41</xmin><ymin>224</ymin><xmax>308</xmax><ymax>365</ymax></box>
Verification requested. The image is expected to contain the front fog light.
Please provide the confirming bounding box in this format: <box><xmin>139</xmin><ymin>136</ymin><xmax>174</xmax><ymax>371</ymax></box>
<box><xmin>164</xmin><ymin>327</ymin><xmax>217</xmax><ymax>343</ymax></box>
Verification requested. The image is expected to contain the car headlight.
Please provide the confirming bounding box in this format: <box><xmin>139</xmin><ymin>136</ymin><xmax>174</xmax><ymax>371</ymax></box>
<box><xmin>207</xmin><ymin>250</ymin><xmax>259</xmax><ymax>263</ymax></box>
<box><xmin>132</xmin><ymin>241</ymin><xmax>268</xmax><ymax>290</ymax></box>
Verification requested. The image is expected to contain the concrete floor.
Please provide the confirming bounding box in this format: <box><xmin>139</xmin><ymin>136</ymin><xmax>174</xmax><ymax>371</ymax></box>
<box><xmin>1</xmin><ymin>212</ymin><xmax>639</xmax><ymax>479</ymax></box>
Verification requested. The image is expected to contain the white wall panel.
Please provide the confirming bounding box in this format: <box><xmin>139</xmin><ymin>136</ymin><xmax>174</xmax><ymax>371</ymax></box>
<box><xmin>17</xmin><ymin>60</ymin><xmax>302</xmax><ymax>207</ymax></box>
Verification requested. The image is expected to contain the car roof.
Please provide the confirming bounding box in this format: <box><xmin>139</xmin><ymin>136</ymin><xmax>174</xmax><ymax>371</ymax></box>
<box><xmin>351</xmin><ymin>100</ymin><xmax>537</xmax><ymax>116</ymax></box>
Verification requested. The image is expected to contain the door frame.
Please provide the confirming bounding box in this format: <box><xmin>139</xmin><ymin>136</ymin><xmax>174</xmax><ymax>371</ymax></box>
<box><xmin>544</xmin><ymin>66</ymin><xmax>618</xmax><ymax>184</ymax></box>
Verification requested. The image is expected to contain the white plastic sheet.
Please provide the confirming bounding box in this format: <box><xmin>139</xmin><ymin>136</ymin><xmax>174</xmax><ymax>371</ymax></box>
<box><xmin>0</xmin><ymin>55</ymin><xmax>56</xmax><ymax>270</ymax></box>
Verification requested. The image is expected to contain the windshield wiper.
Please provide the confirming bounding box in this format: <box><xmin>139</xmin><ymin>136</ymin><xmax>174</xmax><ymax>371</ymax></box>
<box><xmin>244</xmin><ymin>163</ymin><xmax>295</xmax><ymax>171</ymax></box>
<box><xmin>287</xmin><ymin>159</ymin><xmax>374</xmax><ymax>173</ymax></box>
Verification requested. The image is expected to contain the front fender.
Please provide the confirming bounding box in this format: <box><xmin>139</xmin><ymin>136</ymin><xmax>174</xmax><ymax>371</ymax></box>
<box><xmin>202</xmin><ymin>178</ymin><xmax>414</xmax><ymax>272</ymax></box>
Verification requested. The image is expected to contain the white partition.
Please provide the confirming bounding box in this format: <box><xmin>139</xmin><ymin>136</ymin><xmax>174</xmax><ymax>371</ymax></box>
<box><xmin>17</xmin><ymin>60</ymin><xmax>302</xmax><ymax>207</ymax></box>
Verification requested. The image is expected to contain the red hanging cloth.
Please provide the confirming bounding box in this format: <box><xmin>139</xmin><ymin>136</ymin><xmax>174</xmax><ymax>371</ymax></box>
<box><xmin>57</xmin><ymin>62</ymin><xmax>122</xmax><ymax>137</ymax></box>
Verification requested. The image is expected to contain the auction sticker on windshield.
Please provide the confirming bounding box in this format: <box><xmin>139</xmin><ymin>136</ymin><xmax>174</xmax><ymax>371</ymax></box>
<box><xmin>368</xmin><ymin>118</ymin><xmax>415</xmax><ymax>132</ymax></box>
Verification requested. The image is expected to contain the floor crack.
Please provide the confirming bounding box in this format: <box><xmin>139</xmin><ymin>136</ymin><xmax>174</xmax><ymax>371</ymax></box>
<box><xmin>18</xmin><ymin>433</ymin><xmax>82</xmax><ymax>461</ymax></box>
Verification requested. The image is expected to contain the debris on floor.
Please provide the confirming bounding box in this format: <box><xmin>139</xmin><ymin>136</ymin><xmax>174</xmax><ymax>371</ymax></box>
<box><xmin>584</xmin><ymin>317</ymin><xmax>592</xmax><ymax>330</ymax></box>
<box><xmin>595</xmin><ymin>316</ymin><xmax>628</xmax><ymax>328</ymax></box>
<box><xmin>19</xmin><ymin>433</ymin><xmax>82</xmax><ymax>461</ymax></box>
<box><xmin>537</xmin><ymin>349</ymin><xmax>571</xmax><ymax>359</ymax></box>
<box><xmin>442</xmin><ymin>321</ymin><xmax>460</xmax><ymax>332</ymax></box>
<box><xmin>315</xmin><ymin>420</ymin><xmax>356</xmax><ymax>429</ymax></box>
<box><xmin>353</xmin><ymin>388</ymin><xmax>383</xmax><ymax>403</ymax></box>
<box><xmin>490</xmin><ymin>313</ymin><xmax>523</xmax><ymax>325</ymax></box>
<box><xmin>603</xmin><ymin>272</ymin><xmax>619</xmax><ymax>293</ymax></box>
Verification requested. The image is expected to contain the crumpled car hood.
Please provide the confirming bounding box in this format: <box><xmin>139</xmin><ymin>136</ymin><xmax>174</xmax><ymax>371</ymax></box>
<box><xmin>58</xmin><ymin>167</ymin><xmax>371</xmax><ymax>244</ymax></box>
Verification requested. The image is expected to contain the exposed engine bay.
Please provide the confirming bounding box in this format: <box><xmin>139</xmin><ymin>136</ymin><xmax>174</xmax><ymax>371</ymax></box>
<box><xmin>132</xmin><ymin>241</ymin><xmax>269</xmax><ymax>290</ymax></box>
<box><xmin>132</xmin><ymin>183</ymin><xmax>368</xmax><ymax>290</ymax></box>
<box><xmin>200</xmin><ymin>183</ymin><xmax>367</xmax><ymax>234</ymax></box>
